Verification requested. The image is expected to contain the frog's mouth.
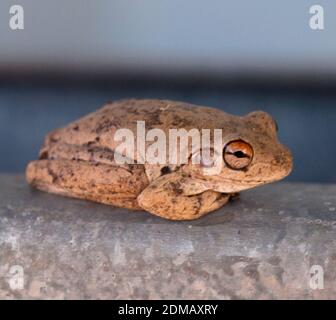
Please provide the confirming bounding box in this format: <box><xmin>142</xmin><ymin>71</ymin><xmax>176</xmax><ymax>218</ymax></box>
<box><xmin>190</xmin><ymin>171</ymin><xmax>278</xmax><ymax>187</ymax></box>
<box><xmin>218</xmin><ymin>177</ymin><xmax>275</xmax><ymax>185</ymax></box>
<box><xmin>211</xmin><ymin>178</ymin><xmax>270</xmax><ymax>190</ymax></box>
<box><xmin>207</xmin><ymin>169</ymin><xmax>292</xmax><ymax>193</ymax></box>
<box><xmin>206</xmin><ymin>179</ymin><xmax>273</xmax><ymax>193</ymax></box>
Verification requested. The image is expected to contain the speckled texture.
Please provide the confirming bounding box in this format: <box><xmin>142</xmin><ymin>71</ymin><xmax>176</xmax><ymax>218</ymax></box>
<box><xmin>26</xmin><ymin>99</ymin><xmax>293</xmax><ymax>220</ymax></box>
<box><xmin>1</xmin><ymin>175</ymin><xmax>336</xmax><ymax>299</ymax></box>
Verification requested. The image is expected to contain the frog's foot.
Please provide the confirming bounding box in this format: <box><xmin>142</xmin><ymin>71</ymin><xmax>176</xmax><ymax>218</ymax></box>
<box><xmin>137</xmin><ymin>172</ymin><xmax>230</xmax><ymax>220</ymax></box>
<box><xmin>26</xmin><ymin>159</ymin><xmax>149</xmax><ymax>210</ymax></box>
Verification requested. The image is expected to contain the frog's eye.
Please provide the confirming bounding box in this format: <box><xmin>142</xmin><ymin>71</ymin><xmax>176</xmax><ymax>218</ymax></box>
<box><xmin>223</xmin><ymin>140</ymin><xmax>253</xmax><ymax>170</ymax></box>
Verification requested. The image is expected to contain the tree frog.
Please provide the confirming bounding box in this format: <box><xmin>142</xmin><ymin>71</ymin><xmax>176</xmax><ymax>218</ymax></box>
<box><xmin>26</xmin><ymin>99</ymin><xmax>293</xmax><ymax>220</ymax></box>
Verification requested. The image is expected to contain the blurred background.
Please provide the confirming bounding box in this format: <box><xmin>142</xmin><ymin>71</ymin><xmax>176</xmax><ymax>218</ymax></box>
<box><xmin>0</xmin><ymin>0</ymin><xmax>336</xmax><ymax>182</ymax></box>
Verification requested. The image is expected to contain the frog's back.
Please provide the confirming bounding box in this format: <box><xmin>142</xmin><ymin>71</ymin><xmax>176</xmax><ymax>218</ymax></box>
<box><xmin>43</xmin><ymin>99</ymin><xmax>235</xmax><ymax>151</ymax></box>
<box><xmin>92</xmin><ymin>99</ymin><xmax>232</xmax><ymax>131</ymax></box>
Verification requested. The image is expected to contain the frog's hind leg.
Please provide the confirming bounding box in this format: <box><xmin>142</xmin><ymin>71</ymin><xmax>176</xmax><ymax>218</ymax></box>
<box><xmin>26</xmin><ymin>160</ymin><xmax>149</xmax><ymax>210</ymax></box>
<box><xmin>137</xmin><ymin>172</ymin><xmax>230</xmax><ymax>220</ymax></box>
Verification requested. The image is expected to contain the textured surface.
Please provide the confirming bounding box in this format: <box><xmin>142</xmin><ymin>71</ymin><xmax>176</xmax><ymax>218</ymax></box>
<box><xmin>0</xmin><ymin>175</ymin><xmax>336</xmax><ymax>299</ymax></box>
<box><xmin>26</xmin><ymin>99</ymin><xmax>292</xmax><ymax>220</ymax></box>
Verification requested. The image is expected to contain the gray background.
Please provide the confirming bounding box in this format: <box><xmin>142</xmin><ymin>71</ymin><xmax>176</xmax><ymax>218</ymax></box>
<box><xmin>1</xmin><ymin>0</ymin><xmax>336</xmax><ymax>75</ymax></box>
<box><xmin>0</xmin><ymin>0</ymin><xmax>335</xmax><ymax>182</ymax></box>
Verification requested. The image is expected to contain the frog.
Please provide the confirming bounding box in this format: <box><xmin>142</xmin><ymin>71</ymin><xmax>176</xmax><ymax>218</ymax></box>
<box><xmin>26</xmin><ymin>99</ymin><xmax>293</xmax><ymax>220</ymax></box>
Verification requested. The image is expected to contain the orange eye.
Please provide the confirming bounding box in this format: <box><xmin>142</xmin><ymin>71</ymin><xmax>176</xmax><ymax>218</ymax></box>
<box><xmin>223</xmin><ymin>140</ymin><xmax>253</xmax><ymax>170</ymax></box>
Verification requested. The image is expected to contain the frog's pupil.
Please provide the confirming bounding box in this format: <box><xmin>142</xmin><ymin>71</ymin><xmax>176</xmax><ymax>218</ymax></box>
<box><xmin>233</xmin><ymin>151</ymin><xmax>248</xmax><ymax>158</ymax></box>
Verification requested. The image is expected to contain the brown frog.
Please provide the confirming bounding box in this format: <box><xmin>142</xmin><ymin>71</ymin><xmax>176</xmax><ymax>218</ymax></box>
<box><xmin>26</xmin><ymin>99</ymin><xmax>293</xmax><ymax>220</ymax></box>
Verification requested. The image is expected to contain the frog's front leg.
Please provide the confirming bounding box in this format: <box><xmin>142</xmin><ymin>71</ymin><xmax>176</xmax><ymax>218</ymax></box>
<box><xmin>137</xmin><ymin>172</ymin><xmax>230</xmax><ymax>220</ymax></box>
<box><xmin>26</xmin><ymin>159</ymin><xmax>149</xmax><ymax>210</ymax></box>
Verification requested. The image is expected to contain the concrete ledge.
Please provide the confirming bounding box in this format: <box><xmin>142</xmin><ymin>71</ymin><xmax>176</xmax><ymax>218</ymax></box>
<box><xmin>0</xmin><ymin>175</ymin><xmax>336</xmax><ymax>299</ymax></box>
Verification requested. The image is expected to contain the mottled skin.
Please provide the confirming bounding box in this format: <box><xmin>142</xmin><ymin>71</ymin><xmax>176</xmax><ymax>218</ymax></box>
<box><xmin>26</xmin><ymin>99</ymin><xmax>293</xmax><ymax>220</ymax></box>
